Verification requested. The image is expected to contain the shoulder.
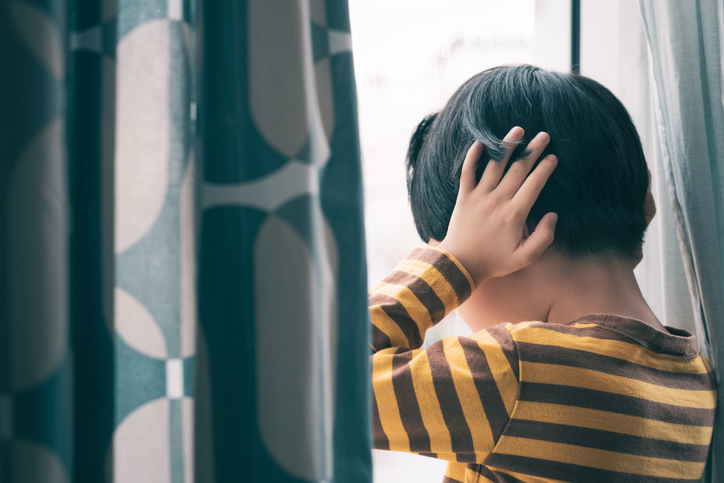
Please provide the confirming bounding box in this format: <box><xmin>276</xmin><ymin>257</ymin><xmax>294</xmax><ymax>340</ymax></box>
<box><xmin>496</xmin><ymin>319</ymin><xmax>715</xmax><ymax>393</ymax></box>
<box><xmin>501</xmin><ymin>318</ymin><xmax>646</xmax><ymax>354</ymax></box>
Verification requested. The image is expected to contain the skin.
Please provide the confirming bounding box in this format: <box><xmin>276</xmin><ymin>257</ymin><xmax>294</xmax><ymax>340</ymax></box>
<box><xmin>436</xmin><ymin>127</ymin><xmax>665</xmax><ymax>333</ymax></box>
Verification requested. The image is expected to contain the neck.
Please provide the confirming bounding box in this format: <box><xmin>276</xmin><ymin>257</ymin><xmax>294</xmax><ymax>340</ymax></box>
<box><xmin>541</xmin><ymin>251</ymin><xmax>665</xmax><ymax>331</ymax></box>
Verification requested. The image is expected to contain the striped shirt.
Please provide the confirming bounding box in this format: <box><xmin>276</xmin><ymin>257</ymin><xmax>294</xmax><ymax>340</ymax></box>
<box><xmin>370</xmin><ymin>246</ymin><xmax>717</xmax><ymax>482</ymax></box>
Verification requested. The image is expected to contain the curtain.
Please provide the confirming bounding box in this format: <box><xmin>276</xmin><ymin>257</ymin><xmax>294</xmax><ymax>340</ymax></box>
<box><xmin>640</xmin><ymin>1</ymin><xmax>724</xmax><ymax>480</ymax></box>
<box><xmin>0</xmin><ymin>0</ymin><xmax>371</xmax><ymax>482</ymax></box>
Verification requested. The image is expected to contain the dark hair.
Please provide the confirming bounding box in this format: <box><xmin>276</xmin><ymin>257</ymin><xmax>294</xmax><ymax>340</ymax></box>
<box><xmin>406</xmin><ymin>64</ymin><xmax>649</xmax><ymax>259</ymax></box>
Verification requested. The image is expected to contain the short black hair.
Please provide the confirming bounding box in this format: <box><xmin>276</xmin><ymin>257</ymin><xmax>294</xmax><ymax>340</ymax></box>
<box><xmin>406</xmin><ymin>64</ymin><xmax>649</xmax><ymax>260</ymax></box>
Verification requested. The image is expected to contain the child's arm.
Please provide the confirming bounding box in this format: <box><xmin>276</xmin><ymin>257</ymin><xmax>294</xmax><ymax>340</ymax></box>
<box><xmin>371</xmin><ymin>245</ymin><xmax>520</xmax><ymax>462</ymax></box>
<box><xmin>371</xmin><ymin>127</ymin><xmax>558</xmax><ymax>462</ymax></box>
<box><xmin>369</xmin><ymin>246</ymin><xmax>473</xmax><ymax>354</ymax></box>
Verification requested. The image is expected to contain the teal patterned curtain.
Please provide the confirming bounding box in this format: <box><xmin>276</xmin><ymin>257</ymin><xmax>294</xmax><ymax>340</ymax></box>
<box><xmin>0</xmin><ymin>0</ymin><xmax>371</xmax><ymax>482</ymax></box>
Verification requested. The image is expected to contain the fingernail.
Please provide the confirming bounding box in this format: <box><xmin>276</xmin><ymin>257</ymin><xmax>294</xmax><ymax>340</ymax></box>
<box><xmin>546</xmin><ymin>154</ymin><xmax>557</xmax><ymax>163</ymax></box>
<box><xmin>510</xmin><ymin>126</ymin><xmax>523</xmax><ymax>137</ymax></box>
<box><xmin>536</xmin><ymin>132</ymin><xmax>550</xmax><ymax>142</ymax></box>
<box><xmin>550</xmin><ymin>213</ymin><xmax>558</xmax><ymax>224</ymax></box>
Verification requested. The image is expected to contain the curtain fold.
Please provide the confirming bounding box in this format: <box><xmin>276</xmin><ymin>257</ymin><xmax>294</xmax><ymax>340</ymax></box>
<box><xmin>1</xmin><ymin>1</ymin><xmax>73</xmax><ymax>481</ymax></box>
<box><xmin>67</xmin><ymin>1</ymin><xmax>117</xmax><ymax>481</ymax></box>
<box><xmin>196</xmin><ymin>0</ymin><xmax>370</xmax><ymax>481</ymax></box>
<box><xmin>640</xmin><ymin>1</ymin><xmax>724</xmax><ymax>480</ymax></box>
<box><xmin>0</xmin><ymin>0</ymin><xmax>371</xmax><ymax>481</ymax></box>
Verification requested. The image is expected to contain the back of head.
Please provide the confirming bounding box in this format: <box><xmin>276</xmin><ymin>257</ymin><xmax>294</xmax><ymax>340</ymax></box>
<box><xmin>407</xmin><ymin>65</ymin><xmax>649</xmax><ymax>260</ymax></box>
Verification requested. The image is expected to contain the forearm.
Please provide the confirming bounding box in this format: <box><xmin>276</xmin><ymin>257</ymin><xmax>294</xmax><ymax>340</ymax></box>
<box><xmin>369</xmin><ymin>246</ymin><xmax>474</xmax><ymax>352</ymax></box>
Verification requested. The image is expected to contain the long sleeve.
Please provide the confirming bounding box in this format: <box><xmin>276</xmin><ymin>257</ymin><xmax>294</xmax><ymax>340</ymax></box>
<box><xmin>370</xmin><ymin>247</ymin><xmax>520</xmax><ymax>464</ymax></box>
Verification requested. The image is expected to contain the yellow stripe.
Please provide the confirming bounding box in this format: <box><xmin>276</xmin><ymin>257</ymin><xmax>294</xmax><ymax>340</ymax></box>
<box><xmin>370</xmin><ymin>305</ymin><xmax>411</xmax><ymax>349</ymax></box>
<box><xmin>369</xmin><ymin>278</ymin><xmax>388</xmax><ymax>294</ymax></box>
<box><xmin>701</xmin><ymin>355</ymin><xmax>714</xmax><ymax>375</ymax></box>
<box><xmin>494</xmin><ymin>436</ymin><xmax>705</xmax><ymax>479</ymax></box>
<box><xmin>445</xmin><ymin>337</ymin><xmax>495</xmax><ymax>457</ymax></box>
<box><xmin>521</xmin><ymin>361</ymin><xmax>717</xmax><ymax>409</ymax></box>
<box><xmin>396</xmin><ymin>258</ymin><xmax>459</xmax><ymax>312</ymax></box>
<box><xmin>471</xmin><ymin>330</ymin><xmax>519</xmax><ymax>416</ymax></box>
<box><xmin>444</xmin><ymin>462</ymin><xmax>468</xmax><ymax>482</ymax></box>
<box><xmin>372</xmin><ymin>352</ymin><xmax>410</xmax><ymax>452</ymax></box>
<box><xmin>512</xmin><ymin>326</ymin><xmax>710</xmax><ymax>374</ymax></box>
<box><xmin>427</xmin><ymin>245</ymin><xmax>475</xmax><ymax>291</ymax></box>
<box><xmin>409</xmin><ymin>350</ymin><xmax>454</xmax><ymax>456</ymax></box>
<box><xmin>429</xmin><ymin>452</ymin><xmax>458</xmax><ymax>461</ymax></box>
<box><xmin>513</xmin><ymin>401</ymin><xmax>713</xmax><ymax>445</ymax></box>
<box><xmin>374</xmin><ymin>281</ymin><xmax>433</xmax><ymax>334</ymax></box>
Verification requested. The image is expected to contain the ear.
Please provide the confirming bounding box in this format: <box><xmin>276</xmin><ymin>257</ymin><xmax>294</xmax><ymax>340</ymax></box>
<box><xmin>644</xmin><ymin>167</ymin><xmax>656</xmax><ymax>226</ymax></box>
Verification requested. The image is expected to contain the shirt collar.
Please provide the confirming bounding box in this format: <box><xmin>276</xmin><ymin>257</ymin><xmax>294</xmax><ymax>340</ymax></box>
<box><xmin>566</xmin><ymin>313</ymin><xmax>700</xmax><ymax>359</ymax></box>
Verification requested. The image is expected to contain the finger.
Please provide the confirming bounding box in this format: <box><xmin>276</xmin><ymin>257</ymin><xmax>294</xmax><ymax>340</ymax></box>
<box><xmin>497</xmin><ymin>131</ymin><xmax>550</xmax><ymax>196</ymax></box>
<box><xmin>512</xmin><ymin>154</ymin><xmax>558</xmax><ymax>212</ymax></box>
<box><xmin>479</xmin><ymin>126</ymin><xmax>524</xmax><ymax>192</ymax></box>
<box><xmin>515</xmin><ymin>212</ymin><xmax>558</xmax><ymax>268</ymax></box>
<box><xmin>459</xmin><ymin>140</ymin><xmax>484</xmax><ymax>195</ymax></box>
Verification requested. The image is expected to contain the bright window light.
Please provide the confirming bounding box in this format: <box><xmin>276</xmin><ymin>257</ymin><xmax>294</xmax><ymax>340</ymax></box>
<box><xmin>349</xmin><ymin>2</ymin><xmax>537</xmax><ymax>481</ymax></box>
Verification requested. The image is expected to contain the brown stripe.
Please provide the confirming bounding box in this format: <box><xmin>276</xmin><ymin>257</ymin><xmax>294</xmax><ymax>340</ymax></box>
<box><xmin>369</xmin><ymin>292</ymin><xmax>424</xmax><ymax>348</ymax></box>
<box><xmin>459</xmin><ymin>337</ymin><xmax>510</xmax><ymax>441</ymax></box>
<box><xmin>417</xmin><ymin>452</ymin><xmax>438</xmax><ymax>458</ymax></box>
<box><xmin>407</xmin><ymin>247</ymin><xmax>472</xmax><ymax>303</ymax></box>
<box><xmin>385</xmin><ymin>270</ymin><xmax>446</xmax><ymax>323</ymax></box>
<box><xmin>372</xmin><ymin>388</ymin><xmax>390</xmax><ymax>450</ymax></box>
<box><xmin>391</xmin><ymin>350</ymin><xmax>433</xmax><ymax>453</ymax></box>
<box><xmin>573</xmin><ymin>314</ymin><xmax>699</xmax><ymax>358</ymax></box>
<box><xmin>482</xmin><ymin>467</ymin><xmax>528</xmax><ymax>483</ymax></box>
<box><xmin>504</xmin><ymin>419</ymin><xmax>709</xmax><ymax>462</ymax></box>
<box><xmin>371</xmin><ymin>323</ymin><xmax>392</xmax><ymax>352</ymax></box>
<box><xmin>518</xmin><ymin>382</ymin><xmax>716</xmax><ymax>427</ymax></box>
<box><xmin>517</xmin><ymin>341</ymin><xmax>715</xmax><ymax>391</ymax></box>
<box><xmin>483</xmin><ymin>453</ymin><xmax>702</xmax><ymax>483</ymax></box>
<box><xmin>486</xmin><ymin>325</ymin><xmax>519</xmax><ymax>380</ymax></box>
<box><xmin>442</xmin><ymin>477</ymin><xmax>464</xmax><ymax>483</ymax></box>
<box><xmin>426</xmin><ymin>339</ymin><xmax>477</xmax><ymax>460</ymax></box>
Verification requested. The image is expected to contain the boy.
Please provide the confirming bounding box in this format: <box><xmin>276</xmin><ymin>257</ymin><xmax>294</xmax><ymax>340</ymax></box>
<box><xmin>370</xmin><ymin>65</ymin><xmax>716</xmax><ymax>482</ymax></box>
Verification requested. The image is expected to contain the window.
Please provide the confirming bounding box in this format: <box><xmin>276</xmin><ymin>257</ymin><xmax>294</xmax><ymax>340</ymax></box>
<box><xmin>350</xmin><ymin>1</ymin><xmax>658</xmax><ymax>480</ymax></box>
<box><xmin>349</xmin><ymin>2</ymin><xmax>539</xmax><ymax>481</ymax></box>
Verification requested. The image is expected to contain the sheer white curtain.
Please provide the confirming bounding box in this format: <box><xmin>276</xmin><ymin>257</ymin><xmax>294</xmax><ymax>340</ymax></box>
<box><xmin>640</xmin><ymin>1</ymin><xmax>724</xmax><ymax>480</ymax></box>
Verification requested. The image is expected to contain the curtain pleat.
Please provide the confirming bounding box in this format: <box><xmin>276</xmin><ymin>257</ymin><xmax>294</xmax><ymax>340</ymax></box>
<box><xmin>0</xmin><ymin>0</ymin><xmax>371</xmax><ymax>481</ymax></box>
<box><xmin>68</xmin><ymin>0</ymin><xmax>116</xmax><ymax>481</ymax></box>
<box><xmin>640</xmin><ymin>1</ymin><xmax>724</xmax><ymax>480</ymax></box>
<box><xmin>1</xmin><ymin>1</ymin><xmax>72</xmax><ymax>481</ymax></box>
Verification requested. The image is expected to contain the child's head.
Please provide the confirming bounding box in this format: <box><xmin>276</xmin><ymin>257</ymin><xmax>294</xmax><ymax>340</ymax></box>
<box><xmin>407</xmin><ymin>64</ymin><xmax>649</xmax><ymax>261</ymax></box>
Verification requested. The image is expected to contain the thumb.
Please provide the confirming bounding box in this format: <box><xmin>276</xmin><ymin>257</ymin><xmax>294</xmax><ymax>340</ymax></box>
<box><xmin>517</xmin><ymin>213</ymin><xmax>557</xmax><ymax>266</ymax></box>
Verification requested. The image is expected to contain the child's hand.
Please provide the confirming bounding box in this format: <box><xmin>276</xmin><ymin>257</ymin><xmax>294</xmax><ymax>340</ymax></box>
<box><xmin>437</xmin><ymin>127</ymin><xmax>558</xmax><ymax>287</ymax></box>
